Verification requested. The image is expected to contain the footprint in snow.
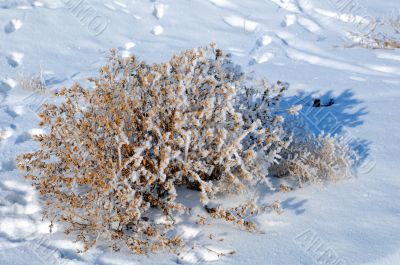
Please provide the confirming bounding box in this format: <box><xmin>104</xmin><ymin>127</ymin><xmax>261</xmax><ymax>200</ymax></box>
<box><xmin>5</xmin><ymin>105</ymin><xmax>25</xmax><ymax>118</ymax></box>
<box><xmin>249</xmin><ymin>34</ymin><xmax>274</xmax><ymax>65</ymax></box>
<box><xmin>208</xmin><ymin>0</ymin><xmax>235</xmax><ymax>8</ymax></box>
<box><xmin>256</xmin><ymin>35</ymin><xmax>273</xmax><ymax>47</ymax></box>
<box><xmin>250</xmin><ymin>51</ymin><xmax>274</xmax><ymax>65</ymax></box>
<box><xmin>0</xmin><ymin>79</ymin><xmax>15</xmax><ymax>93</ymax></box>
<box><xmin>223</xmin><ymin>15</ymin><xmax>259</xmax><ymax>32</ymax></box>
<box><xmin>6</xmin><ymin>52</ymin><xmax>24</xmax><ymax>68</ymax></box>
<box><xmin>0</xmin><ymin>78</ymin><xmax>16</xmax><ymax>102</ymax></box>
<box><xmin>281</xmin><ymin>14</ymin><xmax>297</xmax><ymax>27</ymax></box>
<box><xmin>4</xmin><ymin>19</ymin><xmax>23</xmax><ymax>34</ymax></box>
<box><xmin>151</xmin><ymin>25</ymin><xmax>163</xmax><ymax>35</ymax></box>
<box><xmin>124</xmin><ymin>42</ymin><xmax>136</xmax><ymax>50</ymax></box>
<box><xmin>153</xmin><ymin>3</ymin><xmax>165</xmax><ymax>19</ymax></box>
<box><xmin>119</xmin><ymin>42</ymin><xmax>136</xmax><ymax>58</ymax></box>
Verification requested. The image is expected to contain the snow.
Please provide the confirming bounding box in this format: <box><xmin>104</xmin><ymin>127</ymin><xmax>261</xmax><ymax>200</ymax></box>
<box><xmin>151</xmin><ymin>24</ymin><xmax>164</xmax><ymax>35</ymax></box>
<box><xmin>153</xmin><ymin>3</ymin><xmax>165</xmax><ymax>20</ymax></box>
<box><xmin>223</xmin><ymin>15</ymin><xmax>259</xmax><ymax>32</ymax></box>
<box><xmin>4</xmin><ymin>18</ymin><xmax>23</xmax><ymax>33</ymax></box>
<box><xmin>0</xmin><ymin>0</ymin><xmax>400</xmax><ymax>264</ymax></box>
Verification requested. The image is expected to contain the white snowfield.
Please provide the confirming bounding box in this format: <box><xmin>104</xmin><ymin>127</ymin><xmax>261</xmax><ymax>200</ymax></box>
<box><xmin>0</xmin><ymin>0</ymin><xmax>399</xmax><ymax>264</ymax></box>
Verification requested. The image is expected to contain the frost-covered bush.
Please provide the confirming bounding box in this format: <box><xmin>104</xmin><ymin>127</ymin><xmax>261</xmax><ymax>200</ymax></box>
<box><xmin>17</xmin><ymin>73</ymin><xmax>46</xmax><ymax>92</ymax></box>
<box><xmin>347</xmin><ymin>17</ymin><xmax>400</xmax><ymax>49</ymax></box>
<box><xmin>347</xmin><ymin>31</ymin><xmax>400</xmax><ymax>49</ymax></box>
<box><xmin>270</xmin><ymin>133</ymin><xmax>355</xmax><ymax>186</ymax></box>
<box><xmin>235</xmin><ymin>78</ymin><xmax>292</xmax><ymax>189</ymax></box>
<box><xmin>16</xmin><ymin>44</ymin><xmax>288</xmax><ymax>253</ymax></box>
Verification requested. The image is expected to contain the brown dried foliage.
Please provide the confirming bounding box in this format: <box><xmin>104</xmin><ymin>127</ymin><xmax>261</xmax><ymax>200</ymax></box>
<box><xmin>271</xmin><ymin>133</ymin><xmax>355</xmax><ymax>187</ymax></box>
<box><xmin>16</xmin><ymin>44</ymin><xmax>287</xmax><ymax>253</ymax></box>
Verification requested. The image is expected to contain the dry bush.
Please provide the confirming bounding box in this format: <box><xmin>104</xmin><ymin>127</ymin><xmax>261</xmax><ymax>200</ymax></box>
<box><xmin>235</xmin><ymin>78</ymin><xmax>291</xmax><ymax>190</ymax></box>
<box><xmin>347</xmin><ymin>32</ymin><xmax>400</xmax><ymax>49</ymax></box>
<box><xmin>17</xmin><ymin>72</ymin><xmax>47</xmax><ymax>92</ymax></box>
<box><xmin>270</xmin><ymin>133</ymin><xmax>355</xmax><ymax>187</ymax></box>
<box><xmin>16</xmin><ymin>44</ymin><xmax>288</xmax><ymax>253</ymax></box>
<box><xmin>205</xmin><ymin>199</ymin><xmax>283</xmax><ymax>231</ymax></box>
<box><xmin>347</xmin><ymin>18</ymin><xmax>400</xmax><ymax>49</ymax></box>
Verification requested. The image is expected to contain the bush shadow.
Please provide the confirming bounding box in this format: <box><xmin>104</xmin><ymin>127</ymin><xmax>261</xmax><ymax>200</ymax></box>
<box><xmin>278</xmin><ymin>89</ymin><xmax>373</xmax><ymax>174</ymax></box>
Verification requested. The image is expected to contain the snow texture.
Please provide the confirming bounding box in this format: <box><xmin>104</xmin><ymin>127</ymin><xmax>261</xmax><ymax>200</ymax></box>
<box><xmin>0</xmin><ymin>0</ymin><xmax>399</xmax><ymax>264</ymax></box>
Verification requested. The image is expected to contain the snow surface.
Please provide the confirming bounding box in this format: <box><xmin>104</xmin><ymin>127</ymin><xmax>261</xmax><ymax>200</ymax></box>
<box><xmin>0</xmin><ymin>0</ymin><xmax>400</xmax><ymax>264</ymax></box>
